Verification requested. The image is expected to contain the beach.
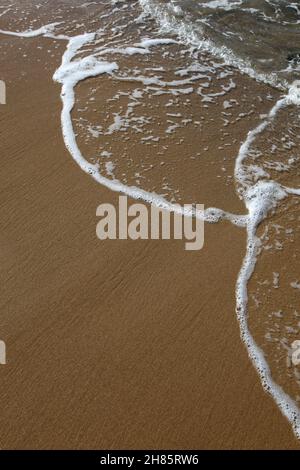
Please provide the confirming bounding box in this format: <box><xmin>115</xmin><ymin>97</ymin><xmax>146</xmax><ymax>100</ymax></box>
<box><xmin>0</xmin><ymin>0</ymin><xmax>300</xmax><ymax>449</ymax></box>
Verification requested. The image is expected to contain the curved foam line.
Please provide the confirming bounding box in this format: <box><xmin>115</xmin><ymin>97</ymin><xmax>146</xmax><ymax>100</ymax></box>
<box><xmin>53</xmin><ymin>33</ymin><xmax>244</xmax><ymax>226</ymax></box>
<box><xmin>236</xmin><ymin>215</ymin><xmax>300</xmax><ymax>438</ymax></box>
<box><xmin>2</xmin><ymin>3</ymin><xmax>300</xmax><ymax>439</ymax></box>
<box><xmin>0</xmin><ymin>22</ymin><xmax>62</xmax><ymax>38</ymax></box>
<box><xmin>232</xmin><ymin>89</ymin><xmax>300</xmax><ymax>437</ymax></box>
<box><xmin>137</xmin><ymin>0</ymin><xmax>300</xmax><ymax>439</ymax></box>
<box><xmin>234</xmin><ymin>98</ymin><xmax>287</xmax><ymax>194</ymax></box>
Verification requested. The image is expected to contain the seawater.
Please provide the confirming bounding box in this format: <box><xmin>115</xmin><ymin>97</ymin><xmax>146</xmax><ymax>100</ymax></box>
<box><xmin>1</xmin><ymin>0</ymin><xmax>300</xmax><ymax>438</ymax></box>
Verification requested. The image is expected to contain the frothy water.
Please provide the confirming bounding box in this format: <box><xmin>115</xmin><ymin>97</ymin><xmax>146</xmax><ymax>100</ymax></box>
<box><xmin>1</xmin><ymin>0</ymin><xmax>300</xmax><ymax>439</ymax></box>
<box><xmin>141</xmin><ymin>0</ymin><xmax>300</xmax><ymax>88</ymax></box>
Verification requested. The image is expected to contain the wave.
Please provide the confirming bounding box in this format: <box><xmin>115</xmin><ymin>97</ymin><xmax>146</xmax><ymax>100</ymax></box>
<box><xmin>1</xmin><ymin>0</ymin><xmax>300</xmax><ymax>439</ymax></box>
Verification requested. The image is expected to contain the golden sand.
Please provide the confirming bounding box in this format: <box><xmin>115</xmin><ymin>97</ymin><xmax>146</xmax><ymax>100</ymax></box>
<box><xmin>0</xmin><ymin>8</ymin><xmax>299</xmax><ymax>450</ymax></box>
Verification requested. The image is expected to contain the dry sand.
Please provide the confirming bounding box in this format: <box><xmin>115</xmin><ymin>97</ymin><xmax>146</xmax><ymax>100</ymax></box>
<box><xmin>0</xmin><ymin>28</ymin><xmax>300</xmax><ymax>450</ymax></box>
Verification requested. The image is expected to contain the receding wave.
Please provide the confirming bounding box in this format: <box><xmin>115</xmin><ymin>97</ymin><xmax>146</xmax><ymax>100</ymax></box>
<box><xmin>1</xmin><ymin>0</ymin><xmax>300</xmax><ymax>440</ymax></box>
<box><xmin>139</xmin><ymin>0</ymin><xmax>300</xmax><ymax>90</ymax></box>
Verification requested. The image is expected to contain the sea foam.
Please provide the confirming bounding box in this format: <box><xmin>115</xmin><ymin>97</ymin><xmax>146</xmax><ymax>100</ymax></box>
<box><xmin>1</xmin><ymin>0</ymin><xmax>300</xmax><ymax>438</ymax></box>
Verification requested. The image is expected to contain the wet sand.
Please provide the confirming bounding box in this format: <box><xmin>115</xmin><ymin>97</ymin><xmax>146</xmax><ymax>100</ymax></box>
<box><xmin>0</xmin><ymin>20</ymin><xmax>300</xmax><ymax>451</ymax></box>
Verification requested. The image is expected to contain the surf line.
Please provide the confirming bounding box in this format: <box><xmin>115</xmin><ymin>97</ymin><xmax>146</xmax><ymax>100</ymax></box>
<box><xmin>2</xmin><ymin>16</ymin><xmax>300</xmax><ymax>438</ymax></box>
<box><xmin>234</xmin><ymin>83</ymin><xmax>300</xmax><ymax>439</ymax></box>
<box><xmin>0</xmin><ymin>21</ymin><xmax>245</xmax><ymax>224</ymax></box>
<box><xmin>48</xmin><ymin>25</ymin><xmax>300</xmax><ymax>439</ymax></box>
<box><xmin>52</xmin><ymin>30</ymin><xmax>245</xmax><ymax>227</ymax></box>
<box><xmin>138</xmin><ymin>0</ymin><xmax>300</xmax><ymax>438</ymax></box>
<box><xmin>138</xmin><ymin>0</ymin><xmax>288</xmax><ymax>91</ymax></box>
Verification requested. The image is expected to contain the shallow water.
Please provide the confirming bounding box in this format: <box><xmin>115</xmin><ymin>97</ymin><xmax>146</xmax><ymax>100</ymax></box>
<box><xmin>146</xmin><ymin>0</ymin><xmax>300</xmax><ymax>87</ymax></box>
<box><xmin>1</xmin><ymin>0</ymin><xmax>300</xmax><ymax>441</ymax></box>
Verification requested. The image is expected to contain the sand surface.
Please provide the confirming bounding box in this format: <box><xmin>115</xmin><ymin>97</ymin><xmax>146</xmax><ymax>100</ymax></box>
<box><xmin>0</xmin><ymin>6</ymin><xmax>300</xmax><ymax>450</ymax></box>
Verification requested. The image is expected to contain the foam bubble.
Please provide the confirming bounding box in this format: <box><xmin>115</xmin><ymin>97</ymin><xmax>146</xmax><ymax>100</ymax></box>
<box><xmin>0</xmin><ymin>22</ymin><xmax>62</xmax><ymax>38</ymax></box>
<box><xmin>2</xmin><ymin>0</ymin><xmax>300</xmax><ymax>440</ymax></box>
<box><xmin>287</xmin><ymin>80</ymin><xmax>300</xmax><ymax>106</ymax></box>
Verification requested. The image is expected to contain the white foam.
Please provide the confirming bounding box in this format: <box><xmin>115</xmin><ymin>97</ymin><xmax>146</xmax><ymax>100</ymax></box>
<box><xmin>138</xmin><ymin>37</ymin><xmax>178</xmax><ymax>48</ymax></box>
<box><xmin>51</xmin><ymin>28</ymin><xmax>243</xmax><ymax>225</ymax></box>
<box><xmin>46</xmin><ymin>0</ymin><xmax>300</xmax><ymax>442</ymax></box>
<box><xmin>105</xmin><ymin>161</ymin><xmax>116</xmax><ymax>178</ymax></box>
<box><xmin>234</xmin><ymin>98</ymin><xmax>286</xmax><ymax>196</ymax></box>
<box><xmin>2</xmin><ymin>2</ymin><xmax>300</xmax><ymax>439</ymax></box>
<box><xmin>233</xmin><ymin>87</ymin><xmax>300</xmax><ymax>437</ymax></box>
<box><xmin>200</xmin><ymin>0</ymin><xmax>243</xmax><ymax>11</ymax></box>
<box><xmin>0</xmin><ymin>22</ymin><xmax>62</xmax><ymax>38</ymax></box>
<box><xmin>291</xmin><ymin>281</ymin><xmax>300</xmax><ymax>290</ymax></box>
<box><xmin>236</xmin><ymin>182</ymin><xmax>300</xmax><ymax>437</ymax></box>
<box><xmin>138</xmin><ymin>0</ymin><xmax>288</xmax><ymax>90</ymax></box>
<box><xmin>97</xmin><ymin>46</ymin><xmax>149</xmax><ymax>56</ymax></box>
<box><xmin>287</xmin><ymin>80</ymin><xmax>300</xmax><ymax>105</ymax></box>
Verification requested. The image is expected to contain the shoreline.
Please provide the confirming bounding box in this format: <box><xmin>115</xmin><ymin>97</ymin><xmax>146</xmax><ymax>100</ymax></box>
<box><xmin>0</xmin><ymin>2</ymin><xmax>300</xmax><ymax>449</ymax></box>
